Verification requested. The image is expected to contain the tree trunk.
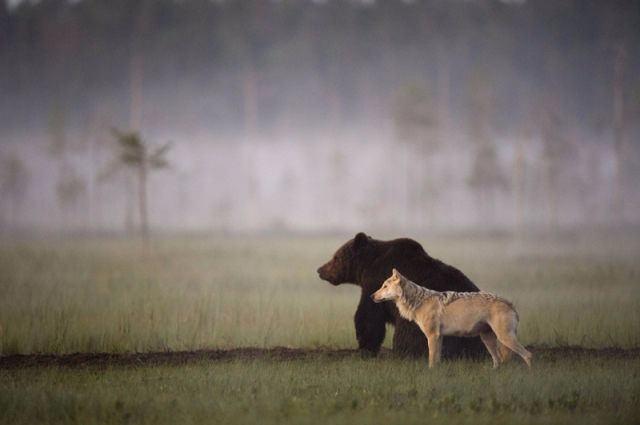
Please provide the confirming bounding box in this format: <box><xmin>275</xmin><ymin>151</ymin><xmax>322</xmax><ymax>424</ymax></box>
<box><xmin>129</xmin><ymin>0</ymin><xmax>151</xmax><ymax>131</ymax></box>
<box><xmin>243</xmin><ymin>58</ymin><xmax>259</xmax><ymax>140</ymax></box>
<box><xmin>402</xmin><ymin>144</ymin><xmax>410</xmax><ymax>231</ymax></box>
<box><xmin>129</xmin><ymin>1</ymin><xmax>150</xmax><ymax>240</ymax></box>
<box><xmin>124</xmin><ymin>172</ymin><xmax>135</xmax><ymax>235</ymax></box>
<box><xmin>138</xmin><ymin>162</ymin><xmax>149</xmax><ymax>241</ymax></box>
<box><xmin>513</xmin><ymin>141</ymin><xmax>526</xmax><ymax>236</ymax></box>
<box><xmin>421</xmin><ymin>149</ymin><xmax>435</xmax><ymax>232</ymax></box>
<box><xmin>9</xmin><ymin>192</ymin><xmax>17</xmax><ymax>234</ymax></box>
<box><xmin>436</xmin><ymin>41</ymin><xmax>451</xmax><ymax>132</ymax></box>
<box><xmin>129</xmin><ymin>53</ymin><xmax>143</xmax><ymax>131</ymax></box>
<box><xmin>545</xmin><ymin>161</ymin><xmax>558</xmax><ymax>231</ymax></box>
<box><xmin>612</xmin><ymin>44</ymin><xmax>627</xmax><ymax>222</ymax></box>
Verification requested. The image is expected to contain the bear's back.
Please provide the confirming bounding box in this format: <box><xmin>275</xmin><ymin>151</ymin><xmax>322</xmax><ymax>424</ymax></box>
<box><xmin>366</xmin><ymin>237</ymin><xmax>479</xmax><ymax>293</ymax></box>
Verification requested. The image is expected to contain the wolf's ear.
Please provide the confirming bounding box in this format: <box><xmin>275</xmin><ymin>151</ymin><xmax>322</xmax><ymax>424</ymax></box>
<box><xmin>353</xmin><ymin>232</ymin><xmax>369</xmax><ymax>251</ymax></box>
<box><xmin>392</xmin><ymin>268</ymin><xmax>399</xmax><ymax>277</ymax></box>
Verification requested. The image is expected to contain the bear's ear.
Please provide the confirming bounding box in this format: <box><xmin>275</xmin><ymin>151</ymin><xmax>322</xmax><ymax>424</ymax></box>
<box><xmin>353</xmin><ymin>232</ymin><xmax>369</xmax><ymax>251</ymax></box>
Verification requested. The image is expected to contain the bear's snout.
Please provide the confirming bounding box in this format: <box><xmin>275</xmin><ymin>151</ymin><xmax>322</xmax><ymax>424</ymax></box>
<box><xmin>317</xmin><ymin>264</ymin><xmax>329</xmax><ymax>280</ymax></box>
<box><xmin>317</xmin><ymin>263</ymin><xmax>340</xmax><ymax>285</ymax></box>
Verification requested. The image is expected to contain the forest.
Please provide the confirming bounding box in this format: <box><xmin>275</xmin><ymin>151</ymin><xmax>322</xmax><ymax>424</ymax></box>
<box><xmin>1</xmin><ymin>0</ymin><xmax>639</xmax><ymax>233</ymax></box>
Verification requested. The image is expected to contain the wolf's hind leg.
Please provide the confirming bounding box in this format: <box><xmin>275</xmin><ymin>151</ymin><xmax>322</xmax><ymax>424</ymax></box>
<box><xmin>490</xmin><ymin>311</ymin><xmax>532</xmax><ymax>368</ymax></box>
<box><xmin>493</xmin><ymin>331</ymin><xmax>532</xmax><ymax>368</ymax></box>
<box><xmin>479</xmin><ymin>331</ymin><xmax>501</xmax><ymax>368</ymax></box>
<box><xmin>497</xmin><ymin>341</ymin><xmax>513</xmax><ymax>363</ymax></box>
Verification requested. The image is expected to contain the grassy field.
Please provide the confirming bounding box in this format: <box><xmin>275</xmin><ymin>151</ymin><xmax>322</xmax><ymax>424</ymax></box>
<box><xmin>2</xmin><ymin>354</ymin><xmax>639</xmax><ymax>425</ymax></box>
<box><xmin>1</xmin><ymin>234</ymin><xmax>639</xmax><ymax>354</ymax></box>
<box><xmin>1</xmin><ymin>233</ymin><xmax>639</xmax><ymax>424</ymax></box>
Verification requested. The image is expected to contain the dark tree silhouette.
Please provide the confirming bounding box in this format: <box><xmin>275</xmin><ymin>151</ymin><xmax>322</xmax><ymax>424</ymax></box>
<box><xmin>393</xmin><ymin>82</ymin><xmax>440</xmax><ymax>229</ymax></box>
<box><xmin>612</xmin><ymin>44</ymin><xmax>628</xmax><ymax>221</ymax></box>
<box><xmin>539</xmin><ymin>105</ymin><xmax>574</xmax><ymax>229</ymax></box>
<box><xmin>466</xmin><ymin>68</ymin><xmax>508</xmax><ymax>226</ymax></box>
<box><xmin>105</xmin><ymin>129</ymin><xmax>171</xmax><ymax>239</ymax></box>
<box><xmin>0</xmin><ymin>153</ymin><xmax>29</xmax><ymax>232</ymax></box>
<box><xmin>56</xmin><ymin>168</ymin><xmax>86</xmax><ymax>231</ymax></box>
<box><xmin>46</xmin><ymin>102</ymin><xmax>88</xmax><ymax>232</ymax></box>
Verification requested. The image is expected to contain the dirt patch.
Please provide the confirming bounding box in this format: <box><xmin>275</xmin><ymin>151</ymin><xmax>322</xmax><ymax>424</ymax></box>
<box><xmin>1</xmin><ymin>346</ymin><xmax>638</xmax><ymax>370</ymax></box>
<box><xmin>0</xmin><ymin>347</ymin><xmax>360</xmax><ymax>369</ymax></box>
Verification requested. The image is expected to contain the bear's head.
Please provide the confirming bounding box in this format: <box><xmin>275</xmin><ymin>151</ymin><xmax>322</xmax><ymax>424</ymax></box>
<box><xmin>317</xmin><ymin>232</ymin><xmax>372</xmax><ymax>285</ymax></box>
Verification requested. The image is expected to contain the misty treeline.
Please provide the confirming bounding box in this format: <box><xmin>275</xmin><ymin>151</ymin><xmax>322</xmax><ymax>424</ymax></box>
<box><xmin>0</xmin><ymin>0</ymin><xmax>639</xmax><ymax>235</ymax></box>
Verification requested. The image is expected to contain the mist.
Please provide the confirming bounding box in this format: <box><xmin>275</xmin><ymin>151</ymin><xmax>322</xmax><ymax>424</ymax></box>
<box><xmin>1</xmin><ymin>0</ymin><xmax>639</xmax><ymax>236</ymax></box>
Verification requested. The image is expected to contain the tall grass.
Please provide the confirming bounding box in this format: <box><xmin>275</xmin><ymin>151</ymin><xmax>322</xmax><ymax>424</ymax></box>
<box><xmin>1</xmin><ymin>234</ymin><xmax>639</xmax><ymax>354</ymax></box>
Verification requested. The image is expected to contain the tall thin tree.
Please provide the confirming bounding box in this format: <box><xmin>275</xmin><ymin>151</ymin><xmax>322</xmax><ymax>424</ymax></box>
<box><xmin>393</xmin><ymin>82</ymin><xmax>440</xmax><ymax>230</ymax></box>
<box><xmin>105</xmin><ymin>129</ymin><xmax>170</xmax><ymax>240</ymax></box>
<box><xmin>0</xmin><ymin>153</ymin><xmax>29</xmax><ymax>232</ymax></box>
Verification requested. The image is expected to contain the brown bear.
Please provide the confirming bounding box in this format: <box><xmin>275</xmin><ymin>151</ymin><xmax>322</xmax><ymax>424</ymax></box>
<box><xmin>317</xmin><ymin>232</ymin><xmax>486</xmax><ymax>358</ymax></box>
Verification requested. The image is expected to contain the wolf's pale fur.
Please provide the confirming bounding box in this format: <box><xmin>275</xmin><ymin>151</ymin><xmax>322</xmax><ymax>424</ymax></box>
<box><xmin>372</xmin><ymin>269</ymin><xmax>532</xmax><ymax>368</ymax></box>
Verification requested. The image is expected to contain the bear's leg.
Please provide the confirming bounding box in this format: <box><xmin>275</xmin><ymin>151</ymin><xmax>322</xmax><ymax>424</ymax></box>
<box><xmin>392</xmin><ymin>319</ymin><xmax>427</xmax><ymax>357</ymax></box>
<box><xmin>393</xmin><ymin>319</ymin><xmax>487</xmax><ymax>359</ymax></box>
<box><xmin>354</xmin><ymin>295</ymin><xmax>387</xmax><ymax>356</ymax></box>
<box><xmin>440</xmin><ymin>335</ymin><xmax>487</xmax><ymax>360</ymax></box>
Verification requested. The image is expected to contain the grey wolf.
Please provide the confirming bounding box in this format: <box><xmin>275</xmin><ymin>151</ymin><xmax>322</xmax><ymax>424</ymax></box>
<box><xmin>372</xmin><ymin>269</ymin><xmax>532</xmax><ymax>368</ymax></box>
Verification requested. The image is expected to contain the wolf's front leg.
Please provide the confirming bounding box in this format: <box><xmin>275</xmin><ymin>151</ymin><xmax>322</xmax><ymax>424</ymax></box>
<box><xmin>426</xmin><ymin>333</ymin><xmax>442</xmax><ymax>368</ymax></box>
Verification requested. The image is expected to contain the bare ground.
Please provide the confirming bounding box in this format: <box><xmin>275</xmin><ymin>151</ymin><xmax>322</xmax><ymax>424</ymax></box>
<box><xmin>1</xmin><ymin>346</ymin><xmax>638</xmax><ymax>369</ymax></box>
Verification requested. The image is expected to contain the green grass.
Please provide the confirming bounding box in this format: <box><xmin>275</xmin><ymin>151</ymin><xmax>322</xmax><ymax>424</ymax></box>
<box><xmin>1</xmin><ymin>233</ymin><xmax>640</xmax><ymax>424</ymax></box>
<box><xmin>2</xmin><ymin>356</ymin><xmax>639</xmax><ymax>425</ymax></box>
<box><xmin>1</xmin><ymin>234</ymin><xmax>639</xmax><ymax>354</ymax></box>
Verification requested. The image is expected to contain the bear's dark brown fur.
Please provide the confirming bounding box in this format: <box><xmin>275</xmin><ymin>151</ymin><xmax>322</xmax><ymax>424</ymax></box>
<box><xmin>317</xmin><ymin>232</ymin><xmax>486</xmax><ymax>358</ymax></box>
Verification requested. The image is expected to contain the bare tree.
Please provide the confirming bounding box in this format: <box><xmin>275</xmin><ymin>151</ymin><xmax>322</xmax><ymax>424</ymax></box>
<box><xmin>0</xmin><ymin>153</ymin><xmax>29</xmax><ymax>232</ymax></box>
<box><xmin>539</xmin><ymin>105</ymin><xmax>574</xmax><ymax>230</ymax></box>
<box><xmin>56</xmin><ymin>168</ymin><xmax>86</xmax><ymax>232</ymax></box>
<box><xmin>466</xmin><ymin>69</ymin><xmax>507</xmax><ymax>227</ymax></box>
<box><xmin>512</xmin><ymin>137</ymin><xmax>527</xmax><ymax>236</ymax></box>
<box><xmin>393</xmin><ymin>82</ymin><xmax>440</xmax><ymax>230</ymax></box>
<box><xmin>612</xmin><ymin>44</ymin><xmax>628</xmax><ymax>221</ymax></box>
<box><xmin>104</xmin><ymin>129</ymin><xmax>170</xmax><ymax>240</ymax></box>
<box><xmin>46</xmin><ymin>102</ymin><xmax>88</xmax><ymax>232</ymax></box>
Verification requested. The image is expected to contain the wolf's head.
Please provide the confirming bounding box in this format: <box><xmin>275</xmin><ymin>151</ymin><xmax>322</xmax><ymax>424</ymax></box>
<box><xmin>371</xmin><ymin>268</ymin><xmax>406</xmax><ymax>303</ymax></box>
